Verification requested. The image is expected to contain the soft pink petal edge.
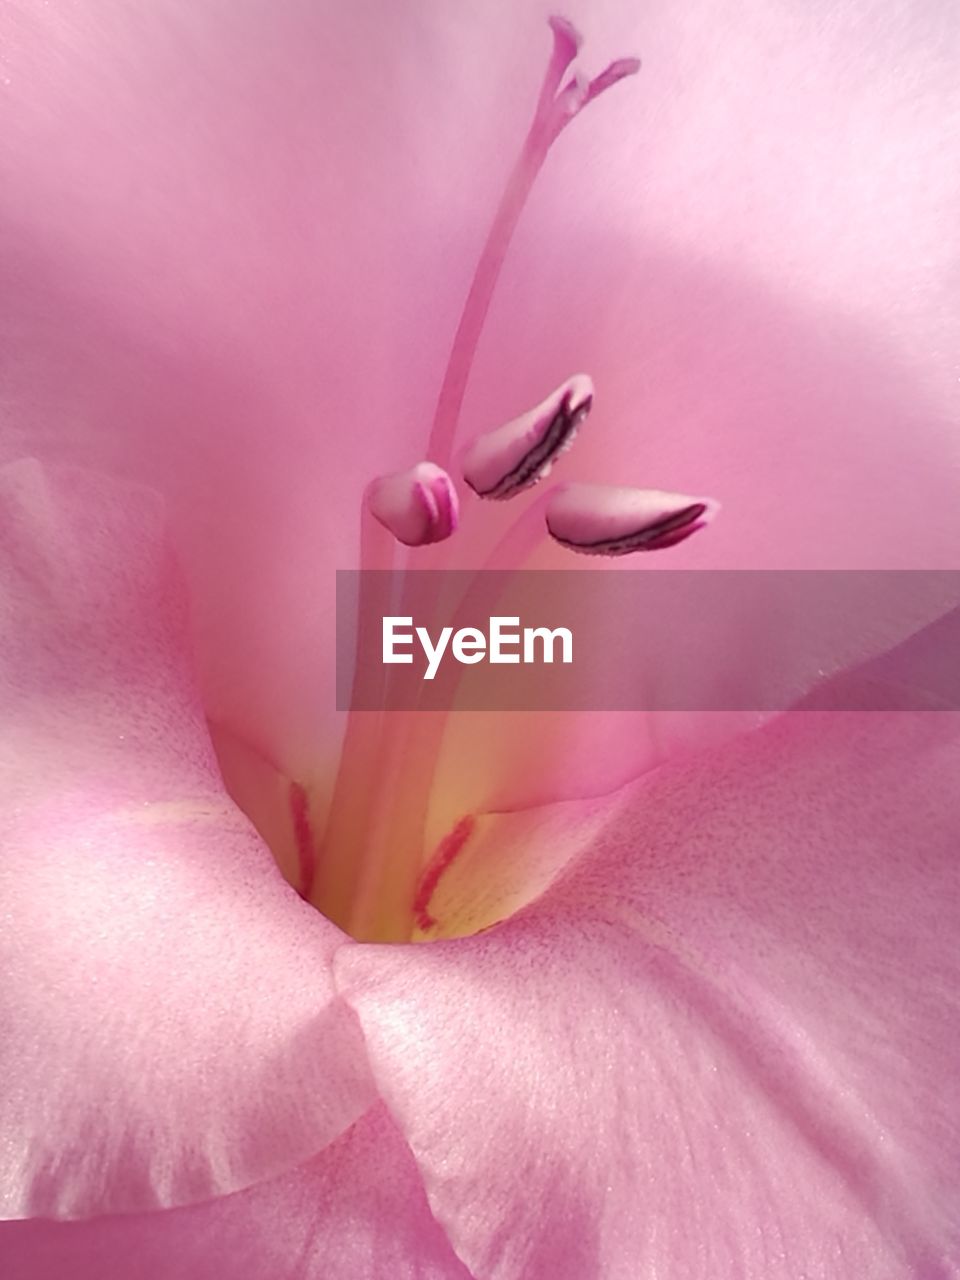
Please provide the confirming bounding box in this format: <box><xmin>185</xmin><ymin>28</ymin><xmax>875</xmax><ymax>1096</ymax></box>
<box><xmin>0</xmin><ymin>1104</ymin><xmax>474</xmax><ymax>1280</ymax></box>
<box><xmin>0</xmin><ymin>459</ymin><xmax>374</xmax><ymax>1219</ymax></box>
<box><xmin>337</xmin><ymin>705</ymin><xmax>960</xmax><ymax>1279</ymax></box>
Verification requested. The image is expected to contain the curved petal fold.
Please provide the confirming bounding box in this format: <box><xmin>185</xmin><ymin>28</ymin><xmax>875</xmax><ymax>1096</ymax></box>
<box><xmin>0</xmin><ymin>460</ymin><xmax>373</xmax><ymax>1219</ymax></box>
<box><xmin>338</xmin><ymin>709</ymin><xmax>960</xmax><ymax>1279</ymax></box>
<box><xmin>0</xmin><ymin>1105</ymin><xmax>473</xmax><ymax>1280</ymax></box>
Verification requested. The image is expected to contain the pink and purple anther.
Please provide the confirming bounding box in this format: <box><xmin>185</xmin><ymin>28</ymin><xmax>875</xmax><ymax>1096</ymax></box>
<box><xmin>364</xmin><ymin>17</ymin><xmax>718</xmax><ymax>563</ymax></box>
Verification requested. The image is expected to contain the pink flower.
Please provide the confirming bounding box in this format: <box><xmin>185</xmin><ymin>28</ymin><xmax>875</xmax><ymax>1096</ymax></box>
<box><xmin>2</xmin><ymin>2</ymin><xmax>960</xmax><ymax>1277</ymax></box>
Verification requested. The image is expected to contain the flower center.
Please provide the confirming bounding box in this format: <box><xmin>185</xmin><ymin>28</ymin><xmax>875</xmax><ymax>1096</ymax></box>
<box><xmin>288</xmin><ymin>19</ymin><xmax>713</xmax><ymax>943</ymax></box>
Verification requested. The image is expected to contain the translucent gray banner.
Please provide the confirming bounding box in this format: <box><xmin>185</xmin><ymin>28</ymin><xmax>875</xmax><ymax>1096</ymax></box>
<box><xmin>336</xmin><ymin>570</ymin><xmax>960</xmax><ymax>712</ymax></box>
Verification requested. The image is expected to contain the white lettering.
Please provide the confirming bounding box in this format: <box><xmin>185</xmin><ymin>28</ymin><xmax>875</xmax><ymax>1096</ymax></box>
<box><xmin>382</xmin><ymin>616</ymin><xmax>414</xmax><ymax>664</ymax></box>
<box><xmin>417</xmin><ymin>625</ymin><xmax>453</xmax><ymax>681</ymax></box>
<box><xmin>489</xmin><ymin>616</ymin><xmax>521</xmax><ymax>663</ymax></box>
<box><xmin>383</xmin><ymin>616</ymin><xmax>573</xmax><ymax>679</ymax></box>
<box><xmin>452</xmin><ymin>627</ymin><xmax>487</xmax><ymax>665</ymax></box>
<box><xmin>523</xmin><ymin>625</ymin><xmax>573</xmax><ymax>664</ymax></box>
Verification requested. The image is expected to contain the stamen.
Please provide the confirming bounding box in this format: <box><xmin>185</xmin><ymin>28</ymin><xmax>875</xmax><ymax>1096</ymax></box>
<box><xmin>368</xmin><ymin>463</ymin><xmax>459</xmax><ymax>547</ymax></box>
<box><xmin>462</xmin><ymin>374</ymin><xmax>593</xmax><ymax>499</ymax></box>
<box><xmin>312</xmin><ymin>19</ymin><xmax>646</xmax><ymax>943</ymax></box>
<box><xmin>546</xmin><ymin>484</ymin><xmax>719</xmax><ymax>555</ymax></box>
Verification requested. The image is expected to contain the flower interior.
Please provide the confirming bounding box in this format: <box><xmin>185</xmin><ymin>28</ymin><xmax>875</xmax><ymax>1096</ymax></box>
<box><xmin>253</xmin><ymin>18</ymin><xmax>717</xmax><ymax>944</ymax></box>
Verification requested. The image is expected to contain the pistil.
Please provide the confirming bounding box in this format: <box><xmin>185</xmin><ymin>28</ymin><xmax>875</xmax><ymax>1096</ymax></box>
<box><xmin>426</xmin><ymin>20</ymin><xmax>639</xmax><ymax>470</ymax></box>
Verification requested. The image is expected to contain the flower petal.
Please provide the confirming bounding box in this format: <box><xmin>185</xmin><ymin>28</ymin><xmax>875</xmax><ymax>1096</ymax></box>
<box><xmin>337</xmin><ymin>709</ymin><xmax>960</xmax><ymax>1278</ymax></box>
<box><xmin>5</xmin><ymin>0</ymin><xmax>959</xmax><ymax>807</ymax></box>
<box><xmin>425</xmin><ymin>564</ymin><xmax>958</xmax><ymax>828</ymax></box>
<box><xmin>0</xmin><ymin>460</ymin><xmax>373</xmax><ymax>1218</ymax></box>
<box><xmin>473</xmin><ymin>0</ymin><xmax>960</xmax><ymax>573</ymax></box>
<box><xmin>0</xmin><ymin>0</ymin><xmax>548</xmax><ymax>782</ymax></box>
<box><xmin>429</xmin><ymin>0</ymin><xmax>960</xmax><ymax>813</ymax></box>
<box><xmin>0</xmin><ymin>1105</ymin><xmax>473</xmax><ymax>1280</ymax></box>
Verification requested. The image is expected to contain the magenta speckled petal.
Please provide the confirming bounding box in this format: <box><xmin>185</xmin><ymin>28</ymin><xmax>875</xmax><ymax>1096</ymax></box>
<box><xmin>0</xmin><ymin>460</ymin><xmax>373</xmax><ymax>1219</ymax></box>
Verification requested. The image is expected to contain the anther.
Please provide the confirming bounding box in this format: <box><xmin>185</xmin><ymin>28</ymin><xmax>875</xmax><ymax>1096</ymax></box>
<box><xmin>462</xmin><ymin>374</ymin><xmax>593</xmax><ymax>500</ymax></box>
<box><xmin>367</xmin><ymin>463</ymin><xmax>459</xmax><ymax>547</ymax></box>
<box><xmin>546</xmin><ymin>484</ymin><xmax>718</xmax><ymax>554</ymax></box>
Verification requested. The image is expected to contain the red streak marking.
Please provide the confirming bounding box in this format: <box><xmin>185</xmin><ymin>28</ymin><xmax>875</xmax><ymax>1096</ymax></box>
<box><xmin>289</xmin><ymin>781</ymin><xmax>317</xmax><ymax>899</ymax></box>
<box><xmin>413</xmin><ymin>815</ymin><xmax>476</xmax><ymax>933</ymax></box>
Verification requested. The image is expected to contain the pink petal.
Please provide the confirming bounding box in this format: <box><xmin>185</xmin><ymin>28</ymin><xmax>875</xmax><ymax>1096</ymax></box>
<box><xmin>471</xmin><ymin>1</ymin><xmax>960</xmax><ymax>577</ymax></box>
<box><xmin>4</xmin><ymin>0</ymin><xmax>959</xmax><ymax>809</ymax></box>
<box><xmin>412</xmin><ymin>793</ymin><xmax>617</xmax><ymax>941</ymax></box>
<box><xmin>424</xmin><ymin>563</ymin><xmax>958</xmax><ymax>828</ymax></box>
<box><xmin>337</xmin><ymin>709</ymin><xmax>960</xmax><ymax>1278</ymax></box>
<box><xmin>0</xmin><ymin>460</ymin><xmax>373</xmax><ymax>1218</ymax></box>
<box><xmin>0</xmin><ymin>1105</ymin><xmax>473</xmax><ymax>1279</ymax></box>
<box><xmin>0</xmin><ymin>0</ymin><xmax>562</xmax><ymax>786</ymax></box>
